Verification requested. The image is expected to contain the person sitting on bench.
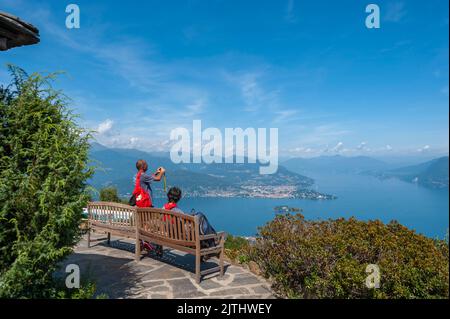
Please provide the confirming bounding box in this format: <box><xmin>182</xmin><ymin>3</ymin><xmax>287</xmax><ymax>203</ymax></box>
<box><xmin>162</xmin><ymin>186</ymin><xmax>184</xmax><ymax>214</ymax></box>
<box><xmin>162</xmin><ymin>187</ymin><xmax>217</xmax><ymax>261</ymax></box>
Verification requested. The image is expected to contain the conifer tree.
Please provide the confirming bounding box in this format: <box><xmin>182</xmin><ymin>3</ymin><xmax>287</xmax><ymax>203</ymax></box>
<box><xmin>0</xmin><ymin>66</ymin><xmax>93</xmax><ymax>298</ymax></box>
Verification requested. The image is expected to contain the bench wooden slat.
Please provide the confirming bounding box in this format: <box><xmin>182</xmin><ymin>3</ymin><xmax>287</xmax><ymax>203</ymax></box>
<box><xmin>139</xmin><ymin>229</ymin><xmax>195</xmax><ymax>247</ymax></box>
<box><xmin>200</xmin><ymin>246</ymin><xmax>222</xmax><ymax>256</ymax></box>
<box><xmin>200</xmin><ymin>266</ymin><xmax>221</xmax><ymax>276</ymax></box>
<box><xmin>200</xmin><ymin>231</ymin><xmax>226</xmax><ymax>241</ymax></box>
<box><xmin>171</xmin><ymin>215</ymin><xmax>177</xmax><ymax>240</ymax></box>
<box><xmin>186</xmin><ymin>219</ymin><xmax>191</xmax><ymax>242</ymax></box>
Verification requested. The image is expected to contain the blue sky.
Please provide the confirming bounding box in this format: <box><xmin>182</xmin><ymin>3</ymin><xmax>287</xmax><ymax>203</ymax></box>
<box><xmin>1</xmin><ymin>0</ymin><xmax>448</xmax><ymax>158</ymax></box>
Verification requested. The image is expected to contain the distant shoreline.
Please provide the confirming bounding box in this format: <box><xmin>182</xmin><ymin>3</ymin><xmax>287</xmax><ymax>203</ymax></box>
<box><xmin>124</xmin><ymin>190</ymin><xmax>337</xmax><ymax>201</ymax></box>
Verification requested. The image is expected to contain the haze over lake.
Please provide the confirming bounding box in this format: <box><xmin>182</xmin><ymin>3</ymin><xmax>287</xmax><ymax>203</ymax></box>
<box><xmin>151</xmin><ymin>172</ymin><xmax>449</xmax><ymax>239</ymax></box>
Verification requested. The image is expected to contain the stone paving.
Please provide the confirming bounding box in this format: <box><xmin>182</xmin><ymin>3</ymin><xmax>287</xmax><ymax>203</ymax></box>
<box><xmin>60</xmin><ymin>234</ymin><xmax>275</xmax><ymax>299</ymax></box>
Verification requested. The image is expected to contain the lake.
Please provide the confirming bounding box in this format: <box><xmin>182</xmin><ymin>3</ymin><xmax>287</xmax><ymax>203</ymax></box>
<box><xmin>151</xmin><ymin>172</ymin><xmax>449</xmax><ymax>239</ymax></box>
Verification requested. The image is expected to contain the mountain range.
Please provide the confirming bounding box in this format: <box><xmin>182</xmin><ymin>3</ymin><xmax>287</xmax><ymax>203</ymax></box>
<box><xmin>370</xmin><ymin>156</ymin><xmax>449</xmax><ymax>189</ymax></box>
<box><xmin>89</xmin><ymin>143</ymin><xmax>448</xmax><ymax>199</ymax></box>
<box><xmin>88</xmin><ymin>143</ymin><xmax>334</xmax><ymax>200</ymax></box>
<box><xmin>283</xmin><ymin>154</ymin><xmax>449</xmax><ymax>189</ymax></box>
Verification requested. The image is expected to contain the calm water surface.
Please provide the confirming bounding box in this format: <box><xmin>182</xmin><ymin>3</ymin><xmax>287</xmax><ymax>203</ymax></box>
<box><xmin>152</xmin><ymin>173</ymin><xmax>449</xmax><ymax>238</ymax></box>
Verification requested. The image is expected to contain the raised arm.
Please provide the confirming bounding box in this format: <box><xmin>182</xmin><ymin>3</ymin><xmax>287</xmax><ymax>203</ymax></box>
<box><xmin>152</xmin><ymin>167</ymin><xmax>166</xmax><ymax>181</ymax></box>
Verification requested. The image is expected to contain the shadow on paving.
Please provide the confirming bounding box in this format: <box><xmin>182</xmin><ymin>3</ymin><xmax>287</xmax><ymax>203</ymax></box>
<box><xmin>57</xmin><ymin>252</ymin><xmax>140</xmax><ymax>298</ymax></box>
<box><xmin>104</xmin><ymin>239</ymin><xmax>230</xmax><ymax>279</ymax></box>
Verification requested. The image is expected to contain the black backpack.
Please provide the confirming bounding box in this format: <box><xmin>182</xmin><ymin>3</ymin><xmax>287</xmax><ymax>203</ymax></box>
<box><xmin>191</xmin><ymin>210</ymin><xmax>217</xmax><ymax>248</ymax></box>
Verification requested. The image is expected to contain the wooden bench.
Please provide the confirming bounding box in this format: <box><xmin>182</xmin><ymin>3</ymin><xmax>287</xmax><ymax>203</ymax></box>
<box><xmin>87</xmin><ymin>202</ymin><xmax>226</xmax><ymax>283</ymax></box>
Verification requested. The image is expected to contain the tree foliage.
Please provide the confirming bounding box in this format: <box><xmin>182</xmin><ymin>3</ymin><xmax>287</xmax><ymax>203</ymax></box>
<box><xmin>0</xmin><ymin>65</ymin><xmax>93</xmax><ymax>298</ymax></box>
<box><xmin>251</xmin><ymin>214</ymin><xmax>449</xmax><ymax>299</ymax></box>
<box><xmin>99</xmin><ymin>186</ymin><xmax>121</xmax><ymax>203</ymax></box>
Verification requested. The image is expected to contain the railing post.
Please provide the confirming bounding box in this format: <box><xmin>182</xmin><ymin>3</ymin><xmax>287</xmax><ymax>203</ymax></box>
<box><xmin>87</xmin><ymin>203</ymin><xmax>91</xmax><ymax>248</ymax></box>
<box><xmin>219</xmin><ymin>234</ymin><xmax>225</xmax><ymax>278</ymax></box>
<box><xmin>135</xmin><ymin>208</ymin><xmax>141</xmax><ymax>262</ymax></box>
<box><xmin>194</xmin><ymin>214</ymin><xmax>201</xmax><ymax>284</ymax></box>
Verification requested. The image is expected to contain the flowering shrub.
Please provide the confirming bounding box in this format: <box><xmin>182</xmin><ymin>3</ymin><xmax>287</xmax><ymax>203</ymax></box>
<box><xmin>251</xmin><ymin>214</ymin><xmax>449</xmax><ymax>299</ymax></box>
<box><xmin>224</xmin><ymin>234</ymin><xmax>252</xmax><ymax>264</ymax></box>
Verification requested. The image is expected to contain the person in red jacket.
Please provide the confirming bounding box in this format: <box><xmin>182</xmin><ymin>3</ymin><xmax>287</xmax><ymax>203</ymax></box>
<box><xmin>154</xmin><ymin>187</ymin><xmax>184</xmax><ymax>257</ymax></box>
<box><xmin>133</xmin><ymin>159</ymin><xmax>165</xmax><ymax>207</ymax></box>
<box><xmin>162</xmin><ymin>187</ymin><xmax>184</xmax><ymax>214</ymax></box>
<box><xmin>133</xmin><ymin>159</ymin><xmax>165</xmax><ymax>256</ymax></box>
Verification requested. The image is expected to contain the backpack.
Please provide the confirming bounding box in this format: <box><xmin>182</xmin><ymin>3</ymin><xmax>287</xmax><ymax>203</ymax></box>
<box><xmin>130</xmin><ymin>171</ymin><xmax>151</xmax><ymax>207</ymax></box>
<box><xmin>191</xmin><ymin>210</ymin><xmax>217</xmax><ymax>248</ymax></box>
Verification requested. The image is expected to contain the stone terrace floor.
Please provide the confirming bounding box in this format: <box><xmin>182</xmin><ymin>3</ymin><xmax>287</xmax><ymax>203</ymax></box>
<box><xmin>60</xmin><ymin>234</ymin><xmax>275</xmax><ymax>299</ymax></box>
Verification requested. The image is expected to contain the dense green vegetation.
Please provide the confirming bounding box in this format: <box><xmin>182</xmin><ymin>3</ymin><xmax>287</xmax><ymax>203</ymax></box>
<box><xmin>99</xmin><ymin>186</ymin><xmax>121</xmax><ymax>203</ymax></box>
<box><xmin>224</xmin><ymin>234</ymin><xmax>252</xmax><ymax>264</ymax></box>
<box><xmin>0</xmin><ymin>66</ymin><xmax>95</xmax><ymax>298</ymax></box>
<box><xmin>98</xmin><ymin>186</ymin><xmax>130</xmax><ymax>205</ymax></box>
<box><xmin>239</xmin><ymin>214</ymin><xmax>448</xmax><ymax>299</ymax></box>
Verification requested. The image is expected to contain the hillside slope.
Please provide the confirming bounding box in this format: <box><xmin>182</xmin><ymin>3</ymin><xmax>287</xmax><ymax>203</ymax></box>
<box><xmin>381</xmin><ymin>156</ymin><xmax>449</xmax><ymax>189</ymax></box>
<box><xmin>88</xmin><ymin>143</ymin><xmax>335</xmax><ymax>199</ymax></box>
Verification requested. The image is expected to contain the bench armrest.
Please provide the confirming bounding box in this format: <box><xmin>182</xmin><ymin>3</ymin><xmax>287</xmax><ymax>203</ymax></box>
<box><xmin>200</xmin><ymin>231</ymin><xmax>226</xmax><ymax>241</ymax></box>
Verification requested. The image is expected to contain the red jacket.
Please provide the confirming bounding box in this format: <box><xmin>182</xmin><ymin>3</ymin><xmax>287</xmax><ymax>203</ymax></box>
<box><xmin>163</xmin><ymin>202</ymin><xmax>177</xmax><ymax>223</ymax></box>
<box><xmin>133</xmin><ymin>171</ymin><xmax>152</xmax><ymax>207</ymax></box>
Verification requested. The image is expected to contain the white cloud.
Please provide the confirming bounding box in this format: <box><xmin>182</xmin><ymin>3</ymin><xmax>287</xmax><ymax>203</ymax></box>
<box><xmin>289</xmin><ymin>147</ymin><xmax>313</xmax><ymax>153</ymax></box>
<box><xmin>129</xmin><ymin>137</ymin><xmax>139</xmax><ymax>145</ymax></box>
<box><xmin>385</xmin><ymin>144</ymin><xmax>393</xmax><ymax>151</ymax></box>
<box><xmin>357</xmin><ymin>141</ymin><xmax>367</xmax><ymax>151</ymax></box>
<box><xmin>417</xmin><ymin>145</ymin><xmax>430</xmax><ymax>152</ymax></box>
<box><xmin>96</xmin><ymin>119</ymin><xmax>114</xmax><ymax>135</ymax></box>
<box><xmin>332</xmin><ymin>142</ymin><xmax>344</xmax><ymax>153</ymax></box>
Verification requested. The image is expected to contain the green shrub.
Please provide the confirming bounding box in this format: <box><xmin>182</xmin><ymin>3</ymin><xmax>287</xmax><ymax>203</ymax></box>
<box><xmin>252</xmin><ymin>213</ymin><xmax>449</xmax><ymax>299</ymax></box>
<box><xmin>224</xmin><ymin>234</ymin><xmax>251</xmax><ymax>263</ymax></box>
<box><xmin>99</xmin><ymin>186</ymin><xmax>121</xmax><ymax>203</ymax></box>
<box><xmin>0</xmin><ymin>66</ymin><xmax>93</xmax><ymax>298</ymax></box>
<box><xmin>225</xmin><ymin>234</ymin><xmax>250</xmax><ymax>250</ymax></box>
<box><xmin>54</xmin><ymin>279</ymin><xmax>108</xmax><ymax>299</ymax></box>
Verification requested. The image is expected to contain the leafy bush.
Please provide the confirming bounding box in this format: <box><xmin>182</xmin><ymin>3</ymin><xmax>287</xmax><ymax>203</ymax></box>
<box><xmin>251</xmin><ymin>213</ymin><xmax>449</xmax><ymax>299</ymax></box>
<box><xmin>53</xmin><ymin>277</ymin><xmax>108</xmax><ymax>299</ymax></box>
<box><xmin>99</xmin><ymin>186</ymin><xmax>121</xmax><ymax>203</ymax></box>
<box><xmin>224</xmin><ymin>234</ymin><xmax>251</xmax><ymax>264</ymax></box>
<box><xmin>0</xmin><ymin>66</ymin><xmax>93</xmax><ymax>298</ymax></box>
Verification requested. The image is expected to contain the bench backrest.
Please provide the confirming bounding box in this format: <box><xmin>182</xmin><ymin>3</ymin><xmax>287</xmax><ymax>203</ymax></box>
<box><xmin>136</xmin><ymin>207</ymin><xmax>199</xmax><ymax>247</ymax></box>
<box><xmin>87</xmin><ymin>202</ymin><xmax>136</xmax><ymax>228</ymax></box>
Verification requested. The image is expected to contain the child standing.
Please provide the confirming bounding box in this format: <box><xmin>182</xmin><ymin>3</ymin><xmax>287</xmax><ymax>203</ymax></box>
<box><xmin>132</xmin><ymin>159</ymin><xmax>165</xmax><ymax>256</ymax></box>
<box><xmin>132</xmin><ymin>159</ymin><xmax>165</xmax><ymax>207</ymax></box>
